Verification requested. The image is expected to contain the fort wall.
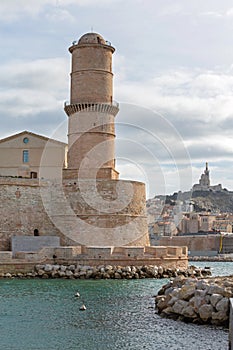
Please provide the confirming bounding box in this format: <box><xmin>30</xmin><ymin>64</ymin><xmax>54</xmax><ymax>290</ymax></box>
<box><xmin>0</xmin><ymin>177</ymin><xmax>149</xmax><ymax>249</ymax></box>
<box><xmin>0</xmin><ymin>244</ymin><xmax>188</xmax><ymax>274</ymax></box>
<box><xmin>158</xmin><ymin>235</ymin><xmax>221</xmax><ymax>255</ymax></box>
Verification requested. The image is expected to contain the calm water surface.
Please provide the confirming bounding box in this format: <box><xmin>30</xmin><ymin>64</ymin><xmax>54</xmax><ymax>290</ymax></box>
<box><xmin>189</xmin><ymin>260</ymin><xmax>233</xmax><ymax>277</ymax></box>
<box><xmin>0</xmin><ymin>261</ymin><xmax>231</xmax><ymax>350</ymax></box>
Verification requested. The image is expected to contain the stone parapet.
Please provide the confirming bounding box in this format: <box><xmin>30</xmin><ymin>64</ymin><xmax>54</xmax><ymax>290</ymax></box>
<box><xmin>4</xmin><ymin>244</ymin><xmax>188</xmax><ymax>269</ymax></box>
<box><xmin>0</xmin><ymin>252</ymin><xmax>12</xmax><ymax>261</ymax></box>
<box><xmin>25</xmin><ymin>244</ymin><xmax>188</xmax><ymax>259</ymax></box>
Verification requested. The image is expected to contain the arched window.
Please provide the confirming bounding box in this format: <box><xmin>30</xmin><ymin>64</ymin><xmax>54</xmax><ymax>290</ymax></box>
<box><xmin>34</xmin><ymin>229</ymin><xmax>39</xmax><ymax>236</ymax></box>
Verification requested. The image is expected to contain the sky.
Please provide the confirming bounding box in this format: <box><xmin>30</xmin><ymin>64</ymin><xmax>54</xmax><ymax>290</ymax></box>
<box><xmin>0</xmin><ymin>0</ymin><xmax>233</xmax><ymax>198</ymax></box>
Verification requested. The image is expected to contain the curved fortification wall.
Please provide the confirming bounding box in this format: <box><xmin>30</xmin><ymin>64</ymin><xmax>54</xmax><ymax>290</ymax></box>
<box><xmin>62</xmin><ymin>179</ymin><xmax>149</xmax><ymax>247</ymax></box>
<box><xmin>0</xmin><ymin>178</ymin><xmax>149</xmax><ymax>250</ymax></box>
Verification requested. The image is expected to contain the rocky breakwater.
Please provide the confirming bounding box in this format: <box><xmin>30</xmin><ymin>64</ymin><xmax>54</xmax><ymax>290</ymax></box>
<box><xmin>155</xmin><ymin>275</ymin><xmax>233</xmax><ymax>326</ymax></box>
<box><xmin>0</xmin><ymin>264</ymin><xmax>210</xmax><ymax>280</ymax></box>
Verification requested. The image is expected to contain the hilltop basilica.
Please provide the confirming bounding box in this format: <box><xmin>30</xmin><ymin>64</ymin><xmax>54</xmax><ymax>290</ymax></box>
<box><xmin>192</xmin><ymin>162</ymin><xmax>222</xmax><ymax>192</ymax></box>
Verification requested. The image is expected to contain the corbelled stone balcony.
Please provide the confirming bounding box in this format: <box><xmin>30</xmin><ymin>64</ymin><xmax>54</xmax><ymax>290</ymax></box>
<box><xmin>64</xmin><ymin>101</ymin><xmax>119</xmax><ymax>117</ymax></box>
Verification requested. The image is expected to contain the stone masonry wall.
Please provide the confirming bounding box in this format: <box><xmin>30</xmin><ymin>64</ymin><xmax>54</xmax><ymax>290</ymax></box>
<box><xmin>158</xmin><ymin>235</ymin><xmax>220</xmax><ymax>254</ymax></box>
<box><xmin>0</xmin><ymin>178</ymin><xmax>63</xmax><ymax>250</ymax></box>
<box><xmin>0</xmin><ymin>177</ymin><xmax>149</xmax><ymax>250</ymax></box>
<box><xmin>70</xmin><ymin>44</ymin><xmax>114</xmax><ymax>104</ymax></box>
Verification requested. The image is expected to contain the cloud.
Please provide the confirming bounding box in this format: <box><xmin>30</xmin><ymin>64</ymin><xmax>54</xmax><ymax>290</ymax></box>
<box><xmin>199</xmin><ymin>11</ymin><xmax>223</xmax><ymax>18</ymax></box>
<box><xmin>226</xmin><ymin>8</ymin><xmax>233</xmax><ymax>16</ymax></box>
<box><xmin>114</xmin><ymin>102</ymin><xmax>193</xmax><ymax>196</ymax></box>
<box><xmin>113</xmin><ymin>65</ymin><xmax>233</xmax><ymax>195</ymax></box>
<box><xmin>116</xmin><ymin>67</ymin><xmax>233</xmax><ymax>130</ymax></box>
<box><xmin>57</xmin><ymin>0</ymin><xmax>122</xmax><ymax>6</ymax></box>
<box><xmin>0</xmin><ymin>0</ymin><xmax>50</xmax><ymax>21</ymax></box>
<box><xmin>0</xmin><ymin>0</ymin><xmax>123</xmax><ymax>22</ymax></box>
<box><xmin>157</xmin><ymin>4</ymin><xmax>186</xmax><ymax>17</ymax></box>
<box><xmin>0</xmin><ymin>57</ymin><xmax>69</xmax><ymax>117</ymax></box>
<box><xmin>45</xmin><ymin>8</ymin><xmax>75</xmax><ymax>22</ymax></box>
<box><xmin>200</xmin><ymin>7</ymin><xmax>233</xmax><ymax>19</ymax></box>
<box><xmin>185</xmin><ymin>137</ymin><xmax>233</xmax><ymax>160</ymax></box>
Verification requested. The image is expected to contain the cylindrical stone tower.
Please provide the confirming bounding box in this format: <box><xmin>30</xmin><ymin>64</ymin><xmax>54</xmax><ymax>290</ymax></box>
<box><xmin>69</xmin><ymin>33</ymin><xmax>113</xmax><ymax>105</ymax></box>
<box><xmin>63</xmin><ymin>32</ymin><xmax>119</xmax><ymax>180</ymax></box>
<box><xmin>60</xmin><ymin>32</ymin><xmax>150</xmax><ymax>247</ymax></box>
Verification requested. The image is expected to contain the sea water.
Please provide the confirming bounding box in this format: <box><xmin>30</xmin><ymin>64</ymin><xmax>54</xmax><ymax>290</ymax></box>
<box><xmin>0</xmin><ymin>261</ymin><xmax>230</xmax><ymax>350</ymax></box>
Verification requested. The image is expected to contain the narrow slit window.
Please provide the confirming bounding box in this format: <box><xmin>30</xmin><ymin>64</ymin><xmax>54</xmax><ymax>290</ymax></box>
<box><xmin>23</xmin><ymin>150</ymin><xmax>29</xmax><ymax>163</ymax></box>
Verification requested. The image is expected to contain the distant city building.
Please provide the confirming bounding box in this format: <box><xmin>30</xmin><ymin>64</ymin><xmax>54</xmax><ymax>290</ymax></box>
<box><xmin>180</xmin><ymin>213</ymin><xmax>200</xmax><ymax>234</ymax></box>
<box><xmin>0</xmin><ymin>131</ymin><xmax>67</xmax><ymax>179</ymax></box>
<box><xmin>178</xmin><ymin>212</ymin><xmax>233</xmax><ymax>234</ymax></box>
<box><xmin>212</xmin><ymin>220</ymin><xmax>232</xmax><ymax>233</ymax></box>
<box><xmin>199</xmin><ymin>214</ymin><xmax>216</xmax><ymax>232</ymax></box>
<box><xmin>159</xmin><ymin>221</ymin><xmax>177</xmax><ymax>236</ymax></box>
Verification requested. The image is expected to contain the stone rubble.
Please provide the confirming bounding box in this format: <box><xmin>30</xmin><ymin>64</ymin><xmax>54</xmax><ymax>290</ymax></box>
<box><xmin>155</xmin><ymin>275</ymin><xmax>233</xmax><ymax>326</ymax></box>
<box><xmin>0</xmin><ymin>264</ymin><xmax>211</xmax><ymax>280</ymax></box>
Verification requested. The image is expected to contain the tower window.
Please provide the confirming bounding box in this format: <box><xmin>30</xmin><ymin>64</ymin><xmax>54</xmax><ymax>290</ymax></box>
<box><xmin>23</xmin><ymin>150</ymin><xmax>29</xmax><ymax>163</ymax></box>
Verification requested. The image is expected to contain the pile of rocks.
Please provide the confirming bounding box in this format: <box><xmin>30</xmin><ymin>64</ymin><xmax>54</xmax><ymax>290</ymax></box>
<box><xmin>0</xmin><ymin>264</ymin><xmax>211</xmax><ymax>280</ymax></box>
<box><xmin>155</xmin><ymin>275</ymin><xmax>233</xmax><ymax>326</ymax></box>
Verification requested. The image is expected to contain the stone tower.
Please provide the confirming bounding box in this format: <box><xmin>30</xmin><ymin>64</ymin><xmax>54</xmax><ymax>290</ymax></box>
<box><xmin>59</xmin><ymin>32</ymin><xmax>149</xmax><ymax>247</ymax></box>
<box><xmin>63</xmin><ymin>33</ymin><xmax>119</xmax><ymax>180</ymax></box>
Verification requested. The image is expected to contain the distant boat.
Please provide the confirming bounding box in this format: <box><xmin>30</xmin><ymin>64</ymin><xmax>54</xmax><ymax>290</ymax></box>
<box><xmin>75</xmin><ymin>292</ymin><xmax>80</xmax><ymax>297</ymax></box>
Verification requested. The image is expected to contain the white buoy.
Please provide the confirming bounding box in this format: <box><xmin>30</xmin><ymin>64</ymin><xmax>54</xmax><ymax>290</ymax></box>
<box><xmin>80</xmin><ymin>304</ymin><xmax>86</xmax><ymax>311</ymax></box>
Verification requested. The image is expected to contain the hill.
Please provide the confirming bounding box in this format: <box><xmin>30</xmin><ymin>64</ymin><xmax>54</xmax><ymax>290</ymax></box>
<box><xmin>157</xmin><ymin>189</ymin><xmax>233</xmax><ymax>213</ymax></box>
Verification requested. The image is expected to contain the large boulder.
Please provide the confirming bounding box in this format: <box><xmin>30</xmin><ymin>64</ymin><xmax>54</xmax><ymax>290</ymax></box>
<box><xmin>199</xmin><ymin>304</ymin><xmax>214</xmax><ymax>322</ymax></box>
